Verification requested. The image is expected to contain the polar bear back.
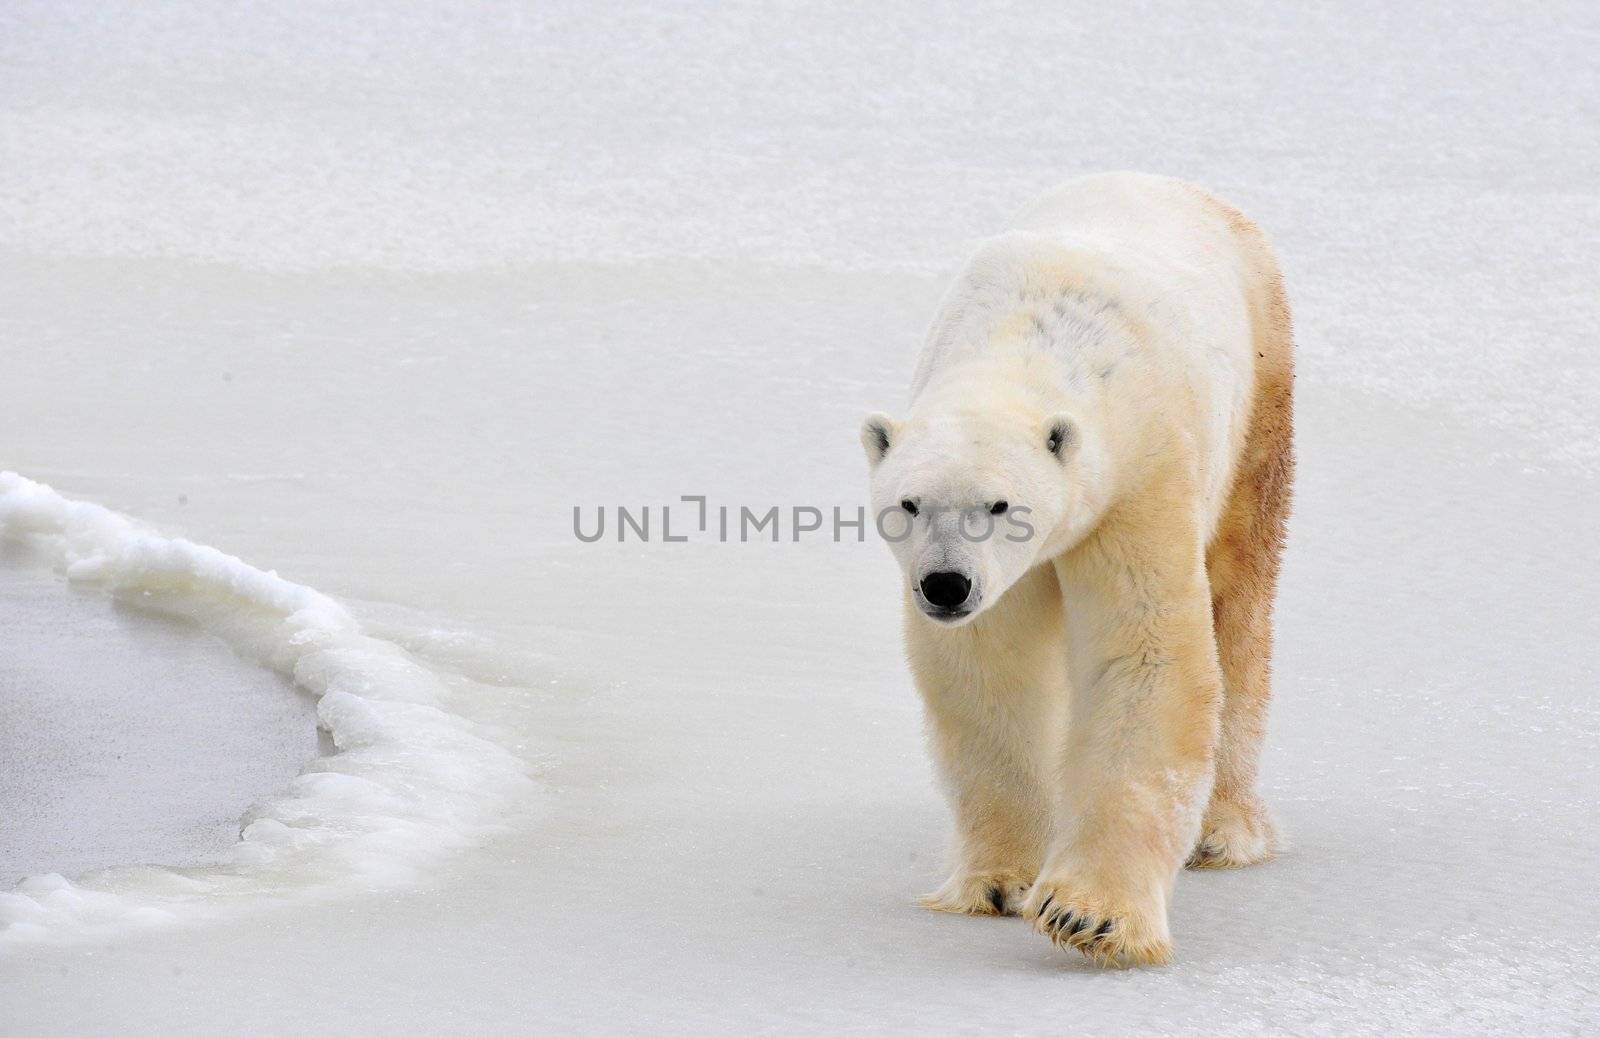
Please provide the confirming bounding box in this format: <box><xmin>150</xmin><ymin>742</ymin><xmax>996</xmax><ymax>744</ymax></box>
<box><xmin>916</xmin><ymin>172</ymin><xmax>1271</xmax><ymax>533</ymax></box>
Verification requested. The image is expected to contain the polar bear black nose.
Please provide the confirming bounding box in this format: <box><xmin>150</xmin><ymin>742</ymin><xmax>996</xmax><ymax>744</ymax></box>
<box><xmin>920</xmin><ymin>571</ymin><xmax>972</xmax><ymax>610</ymax></box>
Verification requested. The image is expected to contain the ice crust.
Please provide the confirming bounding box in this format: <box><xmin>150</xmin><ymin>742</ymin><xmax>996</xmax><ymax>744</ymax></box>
<box><xmin>0</xmin><ymin>472</ymin><xmax>532</xmax><ymax>944</ymax></box>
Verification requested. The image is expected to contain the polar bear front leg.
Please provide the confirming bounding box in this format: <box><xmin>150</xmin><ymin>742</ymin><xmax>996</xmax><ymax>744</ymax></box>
<box><xmin>1024</xmin><ymin>513</ymin><xmax>1222</xmax><ymax>966</ymax></box>
<box><xmin>906</xmin><ymin>572</ymin><xmax>1061</xmax><ymax>917</ymax></box>
<box><xmin>914</xmin><ymin>742</ymin><xmax>1048</xmax><ymax>918</ymax></box>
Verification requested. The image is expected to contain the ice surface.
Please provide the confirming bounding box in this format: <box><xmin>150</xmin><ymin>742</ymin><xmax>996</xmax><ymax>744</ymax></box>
<box><xmin>1</xmin><ymin>0</ymin><xmax>1598</xmax><ymax>1033</ymax></box>
<box><xmin>0</xmin><ymin>562</ymin><xmax>318</xmax><ymax>887</ymax></box>
<box><xmin>0</xmin><ymin>474</ymin><xmax>533</xmax><ymax>942</ymax></box>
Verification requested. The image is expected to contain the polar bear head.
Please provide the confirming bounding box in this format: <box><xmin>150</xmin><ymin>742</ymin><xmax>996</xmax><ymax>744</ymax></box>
<box><xmin>861</xmin><ymin>397</ymin><xmax>1080</xmax><ymax>626</ymax></box>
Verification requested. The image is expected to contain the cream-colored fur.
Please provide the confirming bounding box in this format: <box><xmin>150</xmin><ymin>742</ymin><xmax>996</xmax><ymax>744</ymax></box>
<box><xmin>863</xmin><ymin>173</ymin><xmax>1293</xmax><ymax>967</ymax></box>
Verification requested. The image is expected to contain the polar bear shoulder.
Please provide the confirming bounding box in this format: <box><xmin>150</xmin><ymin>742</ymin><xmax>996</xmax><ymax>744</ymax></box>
<box><xmin>912</xmin><ymin>172</ymin><xmax>1287</xmax><ymax>535</ymax></box>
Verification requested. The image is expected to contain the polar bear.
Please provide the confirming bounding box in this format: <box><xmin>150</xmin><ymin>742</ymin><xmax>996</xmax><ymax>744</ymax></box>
<box><xmin>861</xmin><ymin>172</ymin><xmax>1293</xmax><ymax>967</ymax></box>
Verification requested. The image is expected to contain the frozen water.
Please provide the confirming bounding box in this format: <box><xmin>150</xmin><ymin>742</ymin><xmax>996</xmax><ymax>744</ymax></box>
<box><xmin>1</xmin><ymin>0</ymin><xmax>1597</xmax><ymax>1033</ymax></box>
<box><xmin>0</xmin><ymin>473</ymin><xmax>534</xmax><ymax>942</ymax></box>
<box><xmin>0</xmin><ymin>562</ymin><xmax>318</xmax><ymax>888</ymax></box>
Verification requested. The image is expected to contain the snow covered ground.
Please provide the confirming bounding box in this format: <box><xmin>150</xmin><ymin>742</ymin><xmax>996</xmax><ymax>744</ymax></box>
<box><xmin>2</xmin><ymin>1</ymin><xmax>1597</xmax><ymax>1033</ymax></box>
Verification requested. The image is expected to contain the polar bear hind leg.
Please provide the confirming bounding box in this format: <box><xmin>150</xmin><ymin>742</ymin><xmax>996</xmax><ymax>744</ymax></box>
<box><xmin>1190</xmin><ymin>212</ymin><xmax>1295</xmax><ymax>870</ymax></box>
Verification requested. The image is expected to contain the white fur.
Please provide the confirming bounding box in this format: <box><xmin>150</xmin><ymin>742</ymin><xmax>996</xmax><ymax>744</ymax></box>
<box><xmin>863</xmin><ymin>172</ymin><xmax>1285</xmax><ymax>966</ymax></box>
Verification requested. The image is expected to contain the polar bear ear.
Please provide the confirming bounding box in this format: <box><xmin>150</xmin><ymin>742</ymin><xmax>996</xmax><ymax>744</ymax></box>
<box><xmin>860</xmin><ymin>412</ymin><xmax>900</xmax><ymax>467</ymax></box>
<box><xmin>1045</xmin><ymin>414</ymin><xmax>1079</xmax><ymax>462</ymax></box>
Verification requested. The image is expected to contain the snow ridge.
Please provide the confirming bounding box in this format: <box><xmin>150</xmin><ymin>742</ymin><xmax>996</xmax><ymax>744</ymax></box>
<box><xmin>0</xmin><ymin>472</ymin><xmax>533</xmax><ymax>945</ymax></box>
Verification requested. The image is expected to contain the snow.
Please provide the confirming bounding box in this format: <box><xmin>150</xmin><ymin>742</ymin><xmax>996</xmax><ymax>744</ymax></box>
<box><xmin>0</xmin><ymin>474</ymin><xmax>533</xmax><ymax>942</ymax></box>
<box><xmin>1</xmin><ymin>0</ymin><xmax>1598</xmax><ymax>1033</ymax></box>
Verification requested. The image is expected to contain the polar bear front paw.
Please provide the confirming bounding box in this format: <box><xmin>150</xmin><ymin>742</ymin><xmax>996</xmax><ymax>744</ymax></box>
<box><xmin>1021</xmin><ymin>878</ymin><xmax>1172</xmax><ymax>967</ymax></box>
<box><xmin>918</xmin><ymin>870</ymin><xmax>1033</xmax><ymax>916</ymax></box>
<box><xmin>1186</xmin><ymin>795</ymin><xmax>1279</xmax><ymax>869</ymax></box>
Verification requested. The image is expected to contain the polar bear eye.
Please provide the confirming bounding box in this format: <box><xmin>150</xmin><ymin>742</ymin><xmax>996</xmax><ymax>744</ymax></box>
<box><xmin>900</xmin><ymin>499</ymin><xmax>919</xmax><ymax>516</ymax></box>
<box><xmin>990</xmin><ymin>500</ymin><xmax>1008</xmax><ymax>515</ymax></box>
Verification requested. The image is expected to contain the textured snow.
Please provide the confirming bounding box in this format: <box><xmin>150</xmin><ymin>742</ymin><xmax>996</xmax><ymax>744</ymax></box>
<box><xmin>0</xmin><ymin>474</ymin><xmax>533</xmax><ymax>942</ymax></box>
<box><xmin>1</xmin><ymin>0</ymin><xmax>1598</xmax><ymax>1033</ymax></box>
